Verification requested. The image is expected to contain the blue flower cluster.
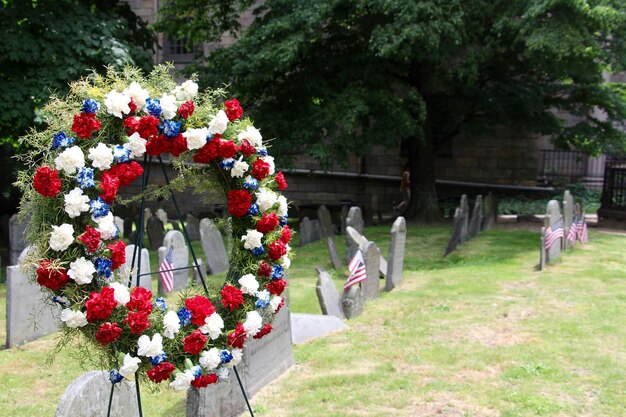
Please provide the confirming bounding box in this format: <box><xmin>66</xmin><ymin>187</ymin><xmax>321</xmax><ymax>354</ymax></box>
<box><xmin>51</xmin><ymin>295</ymin><xmax>69</xmax><ymax>307</ymax></box>
<box><xmin>109</xmin><ymin>369</ymin><xmax>123</xmax><ymax>384</ymax></box>
<box><xmin>272</xmin><ymin>265</ymin><xmax>283</xmax><ymax>280</ymax></box>
<box><xmin>257</xmin><ymin>147</ymin><xmax>268</xmax><ymax>156</ymax></box>
<box><xmin>81</xmin><ymin>99</ymin><xmax>100</xmax><ymax>115</ymax></box>
<box><xmin>113</xmin><ymin>145</ymin><xmax>131</xmax><ymax>163</ymax></box>
<box><xmin>251</xmin><ymin>246</ymin><xmax>265</xmax><ymax>256</ymax></box>
<box><xmin>90</xmin><ymin>197</ymin><xmax>110</xmax><ymax>218</ymax></box>
<box><xmin>145</xmin><ymin>98</ymin><xmax>161</xmax><ymax>117</ymax></box>
<box><xmin>77</xmin><ymin>167</ymin><xmax>95</xmax><ymax>189</ymax></box>
<box><xmin>220</xmin><ymin>158</ymin><xmax>235</xmax><ymax>169</ymax></box>
<box><xmin>220</xmin><ymin>350</ymin><xmax>233</xmax><ymax>364</ymax></box>
<box><xmin>154</xmin><ymin>297</ymin><xmax>167</xmax><ymax>310</ymax></box>
<box><xmin>177</xmin><ymin>307</ymin><xmax>192</xmax><ymax>325</ymax></box>
<box><xmin>247</xmin><ymin>203</ymin><xmax>259</xmax><ymax>216</ymax></box>
<box><xmin>150</xmin><ymin>352</ymin><xmax>168</xmax><ymax>365</ymax></box>
<box><xmin>51</xmin><ymin>131</ymin><xmax>75</xmax><ymax>151</ymax></box>
<box><xmin>95</xmin><ymin>257</ymin><xmax>113</xmax><ymax>278</ymax></box>
<box><xmin>243</xmin><ymin>177</ymin><xmax>258</xmax><ymax>190</ymax></box>
<box><xmin>191</xmin><ymin>366</ymin><xmax>202</xmax><ymax>378</ymax></box>
<box><xmin>280</xmin><ymin>215</ymin><xmax>289</xmax><ymax>226</ymax></box>
<box><xmin>161</xmin><ymin>120</ymin><xmax>181</xmax><ymax>138</ymax></box>
<box><xmin>255</xmin><ymin>289</ymin><xmax>270</xmax><ymax>308</ymax></box>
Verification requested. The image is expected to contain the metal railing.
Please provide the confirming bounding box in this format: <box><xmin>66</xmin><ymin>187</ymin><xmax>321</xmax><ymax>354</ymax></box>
<box><xmin>538</xmin><ymin>150</ymin><xmax>605</xmax><ymax>188</ymax></box>
<box><xmin>600</xmin><ymin>156</ymin><xmax>626</xmax><ymax>216</ymax></box>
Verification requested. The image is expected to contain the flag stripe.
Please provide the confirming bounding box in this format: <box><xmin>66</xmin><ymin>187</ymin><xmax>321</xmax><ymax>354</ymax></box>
<box><xmin>344</xmin><ymin>250</ymin><xmax>366</xmax><ymax>291</ymax></box>
<box><xmin>159</xmin><ymin>246</ymin><xmax>174</xmax><ymax>292</ymax></box>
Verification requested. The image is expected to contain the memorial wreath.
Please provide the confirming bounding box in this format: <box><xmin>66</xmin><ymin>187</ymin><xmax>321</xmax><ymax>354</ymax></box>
<box><xmin>15</xmin><ymin>66</ymin><xmax>292</xmax><ymax>391</ymax></box>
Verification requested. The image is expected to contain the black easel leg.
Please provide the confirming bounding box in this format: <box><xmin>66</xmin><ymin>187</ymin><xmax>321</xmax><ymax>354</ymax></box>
<box><xmin>106</xmin><ymin>383</ymin><xmax>114</xmax><ymax>417</ymax></box>
<box><xmin>234</xmin><ymin>366</ymin><xmax>255</xmax><ymax>417</ymax></box>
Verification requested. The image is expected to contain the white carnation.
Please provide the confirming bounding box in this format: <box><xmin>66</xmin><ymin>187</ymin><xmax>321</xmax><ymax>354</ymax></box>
<box><xmin>137</xmin><ymin>333</ymin><xmax>164</xmax><ymax>358</ymax></box>
<box><xmin>163</xmin><ymin>310</ymin><xmax>181</xmax><ymax>339</ymax></box>
<box><xmin>172</xmin><ymin>80</ymin><xmax>199</xmax><ymax>101</ymax></box>
<box><xmin>231</xmin><ymin>156</ymin><xmax>249</xmax><ymax>178</ymax></box>
<box><xmin>169</xmin><ymin>370</ymin><xmax>195</xmax><ymax>391</ymax></box>
<box><xmin>124</xmin><ymin>81</ymin><xmax>149</xmax><ymax>108</ymax></box>
<box><xmin>199</xmin><ymin>313</ymin><xmax>224</xmax><ymax>340</ymax></box>
<box><xmin>270</xmin><ymin>296</ymin><xmax>283</xmax><ymax>313</ymax></box>
<box><xmin>200</xmin><ymin>348</ymin><xmax>221</xmax><ymax>370</ymax></box>
<box><xmin>183</xmin><ymin>127</ymin><xmax>209</xmax><ymax>150</ymax></box>
<box><xmin>281</xmin><ymin>254</ymin><xmax>291</xmax><ymax>270</ymax></box>
<box><xmin>68</xmin><ymin>257</ymin><xmax>96</xmax><ymax>285</ymax></box>
<box><xmin>64</xmin><ymin>187</ymin><xmax>90</xmax><ymax>218</ymax></box>
<box><xmin>238</xmin><ymin>274</ymin><xmax>259</xmax><ymax>295</ymax></box>
<box><xmin>255</xmin><ymin>188</ymin><xmax>278</xmax><ymax>212</ymax></box>
<box><xmin>60</xmin><ymin>308</ymin><xmax>88</xmax><ymax>328</ymax></box>
<box><xmin>95</xmin><ymin>212</ymin><xmax>118</xmax><ymax>240</ymax></box>
<box><xmin>237</xmin><ymin>126</ymin><xmax>263</xmax><ymax>147</ymax></box>
<box><xmin>127</xmin><ymin>132</ymin><xmax>147</xmax><ymax>156</ymax></box>
<box><xmin>88</xmin><ymin>143</ymin><xmax>114</xmax><ymax>170</ymax></box>
<box><xmin>160</xmin><ymin>93</ymin><xmax>177</xmax><ymax>119</ymax></box>
<box><xmin>49</xmin><ymin>224</ymin><xmax>74</xmax><ymax>251</ymax></box>
<box><xmin>109</xmin><ymin>282</ymin><xmax>131</xmax><ymax>306</ymax></box>
<box><xmin>262</xmin><ymin>155</ymin><xmax>275</xmax><ymax>175</ymax></box>
<box><xmin>55</xmin><ymin>146</ymin><xmax>85</xmax><ymax>174</ymax></box>
<box><xmin>243</xmin><ymin>310</ymin><xmax>263</xmax><ymax>337</ymax></box>
<box><xmin>277</xmin><ymin>195</ymin><xmax>288</xmax><ymax>217</ymax></box>
<box><xmin>208</xmin><ymin>110</ymin><xmax>229</xmax><ymax>135</ymax></box>
<box><xmin>104</xmin><ymin>90</ymin><xmax>131</xmax><ymax>118</ymax></box>
<box><xmin>119</xmin><ymin>354</ymin><xmax>142</xmax><ymax>378</ymax></box>
<box><xmin>241</xmin><ymin>229</ymin><xmax>263</xmax><ymax>250</ymax></box>
<box><xmin>225</xmin><ymin>349</ymin><xmax>243</xmax><ymax>368</ymax></box>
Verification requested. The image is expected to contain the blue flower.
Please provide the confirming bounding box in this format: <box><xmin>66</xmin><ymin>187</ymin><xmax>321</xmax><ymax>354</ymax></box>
<box><xmin>76</xmin><ymin>167</ymin><xmax>95</xmax><ymax>189</ymax></box>
<box><xmin>150</xmin><ymin>352</ymin><xmax>168</xmax><ymax>366</ymax></box>
<box><xmin>109</xmin><ymin>369</ymin><xmax>123</xmax><ymax>384</ymax></box>
<box><xmin>247</xmin><ymin>203</ymin><xmax>259</xmax><ymax>216</ymax></box>
<box><xmin>177</xmin><ymin>307</ymin><xmax>192</xmax><ymax>326</ymax></box>
<box><xmin>51</xmin><ymin>295</ymin><xmax>69</xmax><ymax>307</ymax></box>
<box><xmin>243</xmin><ymin>177</ymin><xmax>258</xmax><ymax>190</ymax></box>
<box><xmin>272</xmin><ymin>265</ymin><xmax>283</xmax><ymax>280</ymax></box>
<box><xmin>251</xmin><ymin>246</ymin><xmax>265</xmax><ymax>256</ymax></box>
<box><xmin>220</xmin><ymin>350</ymin><xmax>233</xmax><ymax>364</ymax></box>
<box><xmin>256</xmin><ymin>147</ymin><xmax>268</xmax><ymax>156</ymax></box>
<box><xmin>255</xmin><ymin>289</ymin><xmax>271</xmax><ymax>308</ymax></box>
<box><xmin>153</xmin><ymin>297</ymin><xmax>167</xmax><ymax>311</ymax></box>
<box><xmin>220</xmin><ymin>158</ymin><xmax>235</xmax><ymax>169</ymax></box>
<box><xmin>51</xmin><ymin>131</ymin><xmax>75</xmax><ymax>151</ymax></box>
<box><xmin>145</xmin><ymin>98</ymin><xmax>162</xmax><ymax>117</ymax></box>
<box><xmin>191</xmin><ymin>366</ymin><xmax>202</xmax><ymax>378</ymax></box>
<box><xmin>113</xmin><ymin>145</ymin><xmax>131</xmax><ymax>163</ymax></box>
<box><xmin>81</xmin><ymin>99</ymin><xmax>100</xmax><ymax>115</ymax></box>
<box><xmin>90</xmin><ymin>197</ymin><xmax>110</xmax><ymax>218</ymax></box>
<box><xmin>95</xmin><ymin>257</ymin><xmax>113</xmax><ymax>278</ymax></box>
<box><xmin>206</xmin><ymin>133</ymin><xmax>214</xmax><ymax>142</ymax></box>
<box><xmin>161</xmin><ymin>120</ymin><xmax>181</xmax><ymax>139</ymax></box>
<box><xmin>279</xmin><ymin>215</ymin><xmax>288</xmax><ymax>226</ymax></box>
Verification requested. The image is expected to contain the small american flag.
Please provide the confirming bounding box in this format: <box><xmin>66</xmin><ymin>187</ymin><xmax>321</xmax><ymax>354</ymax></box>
<box><xmin>344</xmin><ymin>250</ymin><xmax>366</xmax><ymax>291</ymax></box>
<box><xmin>566</xmin><ymin>216</ymin><xmax>579</xmax><ymax>243</ymax></box>
<box><xmin>159</xmin><ymin>245</ymin><xmax>174</xmax><ymax>293</ymax></box>
<box><xmin>578</xmin><ymin>218</ymin><xmax>588</xmax><ymax>243</ymax></box>
<box><xmin>544</xmin><ymin>218</ymin><xmax>564</xmax><ymax>250</ymax></box>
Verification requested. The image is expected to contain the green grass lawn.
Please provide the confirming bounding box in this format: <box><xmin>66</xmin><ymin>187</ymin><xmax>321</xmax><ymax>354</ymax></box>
<box><xmin>0</xmin><ymin>224</ymin><xmax>624</xmax><ymax>416</ymax></box>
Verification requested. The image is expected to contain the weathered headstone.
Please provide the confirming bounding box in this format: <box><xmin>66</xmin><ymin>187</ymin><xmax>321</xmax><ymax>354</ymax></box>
<box><xmin>123</xmin><ymin>244</ymin><xmax>152</xmax><ymax>291</ymax></box>
<box><xmin>290</xmin><ymin>312</ymin><xmax>347</xmax><ymax>345</ymax></box>
<box><xmin>312</xmin><ymin>219</ymin><xmax>323</xmax><ymax>242</ymax></box>
<box><xmin>123</xmin><ymin>217</ymin><xmax>134</xmax><ymax>240</ymax></box>
<box><xmin>468</xmin><ymin>195</ymin><xmax>483</xmax><ymax>239</ymax></box>
<box><xmin>339</xmin><ymin>205</ymin><xmax>349</xmax><ymax>235</ymax></box>
<box><xmin>158</xmin><ymin>230</ymin><xmax>190</xmax><ymax>295</ymax></box>
<box><xmin>317</xmin><ymin>205</ymin><xmax>334</xmax><ymax>237</ymax></box>
<box><xmin>146</xmin><ymin>216</ymin><xmax>165</xmax><ymax>251</ymax></box>
<box><xmin>192</xmin><ymin>258</ymin><xmax>206</xmax><ymax>286</ymax></box>
<box><xmin>342</xmin><ymin>285</ymin><xmax>364</xmax><ymax>319</ymax></box>
<box><xmin>345</xmin><ymin>206</ymin><xmax>364</xmax><ymax>234</ymax></box>
<box><xmin>199</xmin><ymin>218</ymin><xmax>229</xmax><ymax>274</ymax></box>
<box><xmin>540</xmin><ymin>200</ymin><xmax>563</xmax><ymax>269</ymax></box>
<box><xmin>315</xmin><ymin>268</ymin><xmax>344</xmax><ymax>318</ymax></box>
<box><xmin>563</xmin><ymin>190</ymin><xmax>574</xmax><ymax>249</ymax></box>
<box><xmin>155</xmin><ymin>208</ymin><xmax>168</xmax><ymax>227</ymax></box>
<box><xmin>362</xmin><ymin>241</ymin><xmax>381</xmax><ymax>301</ymax></box>
<box><xmin>482</xmin><ymin>192</ymin><xmax>497</xmax><ymax>230</ymax></box>
<box><xmin>142</xmin><ymin>208</ymin><xmax>152</xmax><ymax>232</ymax></box>
<box><xmin>459</xmin><ymin>195</ymin><xmax>469</xmax><ymax>243</ymax></box>
<box><xmin>299</xmin><ymin>217</ymin><xmax>315</xmax><ymax>246</ymax></box>
<box><xmin>345</xmin><ymin>226</ymin><xmax>387</xmax><ymax>276</ymax></box>
<box><xmin>185</xmin><ymin>213</ymin><xmax>201</xmax><ymax>241</ymax></box>
<box><xmin>9</xmin><ymin>214</ymin><xmax>28</xmax><ymax>265</ymax></box>
<box><xmin>444</xmin><ymin>207</ymin><xmax>464</xmax><ymax>257</ymax></box>
<box><xmin>56</xmin><ymin>371</ymin><xmax>137</xmax><ymax>417</ymax></box>
<box><xmin>385</xmin><ymin>216</ymin><xmax>406</xmax><ymax>292</ymax></box>
<box><xmin>326</xmin><ymin>237</ymin><xmax>341</xmax><ymax>270</ymax></box>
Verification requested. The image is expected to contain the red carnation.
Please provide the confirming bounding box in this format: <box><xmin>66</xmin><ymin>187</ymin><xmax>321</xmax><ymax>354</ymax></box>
<box><xmin>123</xmin><ymin>117</ymin><xmax>139</xmax><ymax>133</ymax></box>
<box><xmin>124</xmin><ymin>310</ymin><xmax>151</xmax><ymax>335</ymax></box>
<box><xmin>33</xmin><ymin>166</ymin><xmax>62</xmax><ymax>197</ymax></box>
<box><xmin>36</xmin><ymin>260</ymin><xmax>69</xmax><ymax>291</ymax></box>
<box><xmin>267</xmin><ymin>279</ymin><xmax>287</xmax><ymax>296</ymax></box>
<box><xmin>128</xmin><ymin>99</ymin><xmax>137</xmax><ymax>115</ymax></box>
<box><xmin>251</xmin><ymin>159</ymin><xmax>271</xmax><ymax>181</ymax></box>
<box><xmin>71</xmin><ymin>112</ymin><xmax>101</xmax><ymax>139</ymax></box>
<box><xmin>125</xmin><ymin>115</ymin><xmax>161</xmax><ymax>139</ymax></box>
<box><xmin>185</xmin><ymin>295</ymin><xmax>216</xmax><ymax>326</ymax></box>
<box><xmin>218</xmin><ymin>139</ymin><xmax>237</xmax><ymax>159</ymax></box>
<box><xmin>107</xmin><ymin>240</ymin><xmax>126</xmax><ymax>270</ymax></box>
<box><xmin>191</xmin><ymin>374</ymin><xmax>218</xmax><ymax>388</ymax></box>
<box><xmin>224</xmin><ymin>98</ymin><xmax>243</xmax><ymax>121</ymax></box>
<box><xmin>126</xmin><ymin>287</ymin><xmax>153</xmax><ymax>313</ymax></box>
<box><xmin>227</xmin><ymin>322</ymin><xmax>247</xmax><ymax>349</ymax></box>
<box><xmin>253</xmin><ymin>324</ymin><xmax>273</xmax><ymax>340</ymax></box>
<box><xmin>178</xmin><ymin>100</ymin><xmax>195</xmax><ymax>119</ymax></box>
<box><xmin>256</xmin><ymin>213</ymin><xmax>280</xmax><ymax>234</ymax></box>
<box><xmin>268</xmin><ymin>240</ymin><xmax>287</xmax><ymax>260</ymax></box>
<box><xmin>274</xmin><ymin>171</ymin><xmax>288</xmax><ymax>190</ymax></box>
<box><xmin>280</xmin><ymin>225</ymin><xmax>292</xmax><ymax>244</ymax></box>
<box><xmin>146</xmin><ymin>134</ymin><xmax>168</xmax><ymax>156</ymax></box>
<box><xmin>95</xmin><ymin>322</ymin><xmax>122</xmax><ymax>345</ymax></box>
<box><xmin>85</xmin><ymin>287</ymin><xmax>118</xmax><ymax>322</ymax></box>
<box><xmin>238</xmin><ymin>139</ymin><xmax>256</xmax><ymax>157</ymax></box>
<box><xmin>193</xmin><ymin>139</ymin><xmax>220</xmax><ymax>164</ymax></box>
<box><xmin>99</xmin><ymin>171</ymin><xmax>120</xmax><ymax>204</ymax></box>
<box><xmin>77</xmin><ymin>225</ymin><xmax>101</xmax><ymax>253</ymax></box>
<box><xmin>227</xmin><ymin>190</ymin><xmax>252</xmax><ymax>218</ymax></box>
<box><xmin>147</xmin><ymin>362</ymin><xmax>176</xmax><ymax>383</ymax></box>
<box><xmin>167</xmin><ymin>134</ymin><xmax>188</xmax><ymax>157</ymax></box>
<box><xmin>220</xmin><ymin>285</ymin><xmax>244</xmax><ymax>311</ymax></box>
<box><xmin>182</xmin><ymin>330</ymin><xmax>207</xmax><ymax>355</ymax></box>
<box><xmin>275</xmin><ymin>297</ymin><xmax>285</xmax><ymax>313</ymax></box>
<box><xmin>107</xmin><ymin>161</ymin><xmax>144</xmax><ymax>186</ymax></box>
<box><xmin>258</xmin><ymin>261</ymin><xmax>272</xmax><ymax>277</ymax></box>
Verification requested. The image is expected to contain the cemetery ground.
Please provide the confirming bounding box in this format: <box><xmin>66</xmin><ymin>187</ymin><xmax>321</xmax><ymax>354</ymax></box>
<box><xmin>0</xmin><ymin>224</ymin><xmax>625</xmax><ymax>416</ymax></box>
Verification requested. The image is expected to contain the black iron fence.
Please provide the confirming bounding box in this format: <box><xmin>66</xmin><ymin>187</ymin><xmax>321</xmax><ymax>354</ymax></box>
<box><xmin>538</xmin><ymin>150</ymin><xmax>605</xmax><ymax>188</ymax></box>
<box><xmin>599</xmin><ymin>155</ymin><xmax>626</xmax><ymax>219</ymax></box>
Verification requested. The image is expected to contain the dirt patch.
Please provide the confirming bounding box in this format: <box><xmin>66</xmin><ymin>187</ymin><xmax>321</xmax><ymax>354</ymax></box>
<box><xmin>464</xmin><ymin>323</ymin><xmax>532</xmax><ymax>347</ymax></box>
<box><xmin>500</xmin><ymin>280</ymin><xmax>537</xmax><ymax>291</ymax></box>
<box><xmin>454</xmin><ymin>365</ymin><xmax>502</xmax><ymax>383</ymax></box>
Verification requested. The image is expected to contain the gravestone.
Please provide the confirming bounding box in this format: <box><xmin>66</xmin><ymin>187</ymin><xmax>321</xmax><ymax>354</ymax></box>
<box><xmin>482</xmin><ymin>192</ymin><xmax>497</xmax><ymax>230</ymax></box>
<box><xmin>146</xmin><ymin>216</ymin><xmax>165</xmax><ymax>250</ymax></box>
<box><xmin>56</xmin><ymin>371</ymin><xmax>137</xmax><ymax>417</ymax></box>
<box><xmin>326</xmin><ymin>238</ymin><xmax>341</xmax><ymax>270</ymax></box>
<box><xmin>468</xmin><ymin>195</ymin><xmax>483</xmax><ymax>239</ymax></box>
<box><xmin>339</xmin><ymin>205</ymin><xmax>349</xmax><ymax>235</ymax></box>
<box><xmin>385</xmin><ymin>216</ymin><xmax>406</xmax><ymax>292</ymax></box>
<box><xmin>123</xmin><ymin>245</ymin><xmax>152</xmax><ymax>291</ymax></box>
<box><xmin>142</xmin><ymin>208</ymin><xmax>152</xmax><ymax>232</ymax></box>
<box><xmin>459</xmin><ymin>195</ymin><xmax>469</xmax><ymax>243</ymax></box>
<box><xmin>317</xmin><ymin>205</ymin><xmax>334</xmax><ymax>237</ymax></box>
<box><xmin>9</xmin><ymin>214</ymin><xmax>28</xmax><ymax>265</ymax></box>
<box><xmin>362</xmin><ymin>241</ymin><xmax>381</xmax><ymax>301</ymax></box>
<box><xmin>342</xmin><ymin>285</ymin><xmax>364</xmax><ymax>319</ymax></box>
<box><xmin>345</xmin><ymin>206</ymin><xmax>364</xmax><ymax>234</ymax></box>
<box><xmin>6</xmin><ymin>250</ymin><xmax>60</xmax><ymax>348</ymax></box>
<box><xmin>563</xmin><ymin>190</ymin><xmax>574</xmax><ymax>249</ymax></box>
<box><xmin>290</xmin><ymin>313</ymin><xmax>348</xmax><ymax>344</ymax></box>
<box><xmin>158</xmin><ymin>230</ymin><xmax>190</xmax><ymax>295</ymax></box>
<box><xmin>345</xmin><ymin>226</ymin><xmax>388</xmax><ymax>276</ymax></box>
<box><xmin>312</xmin><ymin>219</ymin><xmax>323</xmax><ymax>242</ymax></box>
<box><xmin>541</xmin><ymin>200</ymin><xmax>563</xmax><ymax>269</ymax></box>
<box><xmin>113</xmin><ymin>216</ymin><xmax>124</xmax><ymax>238</ymax></box>
<box><xmin>192</xmin><ymin>258</ymin><xmax>206</xmax><ymax>286</ymax></box>
<box><xmin>199</xmin><ymin>218</ymin><xmax>229</xmax><ymax>274</ymax></box>
<box><xmin>123</xmin><ymin>217</ymin><xmax>134</xmax><ymax>240</ymax></box>
<box><xmin>299</xmin><ymin>217</ymin><xmax>315</xmax><ymax>246</ymax></box>
<box><xmin>185</xmin><ymin>213</ymin><xmax>201</xmax><ymax>241</ymax></box>
<box><xmin>315</xmin><ymin>268</ymin><xmax>344</xmax><ymax>318</ymax></box>
<box><xmin>155</xmin><ymin>208</ymin><xmax>168</xmax><ymax>227</ymax></box>
<box><xmin>444</xmin><ymin>208</ymin><xmax>464</xmax><ymax>257</ymax></box>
